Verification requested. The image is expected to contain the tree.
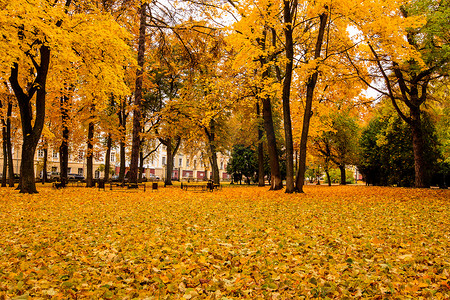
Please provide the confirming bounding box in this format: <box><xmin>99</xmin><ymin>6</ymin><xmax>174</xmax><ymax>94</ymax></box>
<box><xmin>227</xmin><ymin>144</ymin><xmax>258</xmax><ymax>184</ymax></box>
<box><xmin>0</xmin><ymin>0</ymin><xmax>132</xmax><ymax>193</ymax></box>
<box><xmin>2</xmin><ymin>0</ymin><xmax>66</xmax><ymax>193</ymax></box>
<box><xmin>312</xmin><ymin>109</ymin><xmax>360</xmax><ymax>185</ymax></box>
<box><xmin>358</xmin><ymin>102</ymin><xmax>441</xmax><ymax>187</ymax></box>
<box><xmin>129</xmin><ymin>2</ymin><xmax>147</xmax><ymax>185</ymax></box>
<box><xmin>0</xmin><ymin>91</ymin><xmax>15</xmax><ymax>187</ymax></box>
<box><xmin>228</xmin><ymin>1</ymin><xmax>284</xmax><ymax>190</ymax></box>
<box><xmin>294</xmin><ymin>7</ymin><xmax>329</xmax><ymax>193</ymax></box>
<box><xmin>349</xmin><ymin>0</ymin><xmax>449</xmax><ymax>187</ymax></box>
<box><xmin>164</xmin><ymin>23</ymin><xmax>237</xmax><ymax>185</ymax></box>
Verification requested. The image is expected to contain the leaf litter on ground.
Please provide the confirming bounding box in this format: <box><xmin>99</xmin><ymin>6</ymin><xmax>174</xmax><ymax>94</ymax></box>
<box><xmin>0</xmin><ymin>185</ymin><xmax>448</xmax><ymax>299</ymax></box>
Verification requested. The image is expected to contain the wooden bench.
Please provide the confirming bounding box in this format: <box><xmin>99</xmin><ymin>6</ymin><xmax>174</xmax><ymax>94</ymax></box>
<box><xmin>181</xmin><ymin>181</ymin><xmax>221</xmax><ymax>192</ymax></box>
<box><xmin>109</xmin><ymin>182</ymin><xmax>146</xmax><ymax>191</ymax></box>
<box><xmin>52</xmin><ymin>182</ymin><xmax>66</xmax><ymax>189</ymax></box>
<box><xmin>181</xmin><ymin>183</ymin><xmax>209</xmax><ymax>191</ymax></box>
<box><xmin>52</xmin><ymin>181</ymin><xmax>84</xmax><ymax>188</ymax></box>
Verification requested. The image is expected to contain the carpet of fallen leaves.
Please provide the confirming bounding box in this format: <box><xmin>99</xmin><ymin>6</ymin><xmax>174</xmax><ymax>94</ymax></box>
<box><xmin>0</xmin><ymin>185</ymin><xmax>449</xmax><ymax>299</ymax></box>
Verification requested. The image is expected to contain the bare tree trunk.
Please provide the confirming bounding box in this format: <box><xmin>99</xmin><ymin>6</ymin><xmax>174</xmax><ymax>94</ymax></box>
<box><xmin>282</xmin><ymin>0</ymin><xmax>297</xmax><ymax>193</ymax></box>
<box><xmin>339</xmin><ymin>164</ymin><xmax>346</xmax><ymax>185</ymax></box>
<box><xmin>103</xmin><ymin>95</ymin><xmax>115</xmax><ymax>182</ymax></box>
<box><xmin>42</xmin><ymin>146</ymin><xmax>48</xmax><ymax>184</ymax></box>
<box><xmin>256</xmin><ymin>102</ymin><xmax>265</xmax><ymax>187</ymax></box>
<box><xmin>139</xmin><ymin>148</ymin><xmax>144</xmax><ymax>182</ymax></box>
<box><xmin>209</xmin><ymin>145</ymin><xmax>220</xmax><ymax>184</ymax></box>
<box><xmin>295</xmin><ymin>11</ymin><xmax>328</xmax><ymax>193</ymax></box>
<box><xmin>161</xmin><ymin>136</ymin><xmax>181</xmax><ymax>186</ymax></box>
<box><xmin>1</xmin><ymin>101</ymin><xmax>14</xmax><ymax>187</ymax></box>
<box><xmin>261</xmin><ymin>94</ymin><xmax>283</xmax><ymax>190</ymax></box>
<box><xmin>165</xmin><ymin>140</ymin><xmax>174</xmax><ymax>185</ymax></box>
<box><xmin>104</xmin><ymin>133</ymin><xmax>112</xmax><ymax>181</ymax></box>
<box><xmin>1</xmin><ymin>126</ymin><xmax>7</xmax><ymax>187</ymax></box>
<box><xmin>205</xmin><ymin>120</ymin><xmax>220</xmax><ymax>184</ymax></box>
<box><xmin>118</xmin><ymin>98</ymin><xmax>127</xmax><ymax>183</ymax></box>
<box><xmin>59</xmin><ymin>95</ymin><xmax>70</xmax><ymax>186</ymax></box>
<box><xmin>86</xmin><ymin>121</ymin><xmax>94</xmax><ymax>187</ymax></box>
<box><xmin>129</xmin><ymin>2</ymin><xmax>146</xmax><ymax>185</ymax></box>
<box><xmin>410</xmin><ymin>106</ymin><xmax>428</xmax><ymax>188</ymax></box>
<box><xmin>325</xmin><ymin>169</ymin><xmax>331</xmax><ymax>186</ymax></box>
<box><xmin>6</xmin><ymin>105</ymin><xmax>14</xmax><ymax>188</ymax></box>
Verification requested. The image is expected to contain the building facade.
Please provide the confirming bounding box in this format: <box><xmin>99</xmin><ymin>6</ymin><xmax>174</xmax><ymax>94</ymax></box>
<box><xmin>0</xmin><ymin>144</ymin><xmax>230</xmax><ymax>182</ymax></box>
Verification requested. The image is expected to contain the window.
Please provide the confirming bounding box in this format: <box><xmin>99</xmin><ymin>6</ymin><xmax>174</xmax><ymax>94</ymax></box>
<box><xmin>186</xmin><ymin>159</ymin><xmax>190</xmax><ymax>168</ymax></box>
<box><xmin>78</xmin><ymin>168</ymin><xmax>83</xmax><ymax>175</ymax></box>
<box><xmin>51</xmin><ymin>167</ymin><xmax>57</xmax><ymax>172</ymax></box>
<box><xmin>78</xmin><ymin>151</ymin><xmax>84</xmax><ymax>161</ymax></box>
<box><xmin>220</xmin><ymin>160</ymin><xmax>224</xmax><ymax>170</ymax></box>
<box><xmin>52</xmin><ymin>151</ymin><xmax>58</xmax><ymax>159</ymax></box>
<box><xmin>194</xmin><ymin>160</ymin><xmax>197</xmax><ymax>168</ymax></box>
<box><xmin>162</xmin><ymin>157</ymin><xmax>166</xmax><ymax>166</ymax></box>
<box><xmin>95</xmin><ymin>170</ymin><xmax>100</xmax><ymax>179</ymax></box>
<box><xmin>179</xmin><ymin>158</ymin><xmax>183</xmax><ymax>167</ymax></box>
<box><xmin>68</xmin><ymin>168</ymin><xmax>71</xmax><ymax>173</ymax></box>
<box><xmin>111</xmin><ymin>152</ymin><xmax>116</xmax><ymax>162</ymax></box>
<box><xmin>37</xmin><ymin>149</ymin><xmax>45</xmax><ymax>158</ymax></box>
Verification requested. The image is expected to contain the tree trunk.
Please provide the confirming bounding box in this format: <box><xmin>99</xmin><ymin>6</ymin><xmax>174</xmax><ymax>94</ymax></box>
<box><xmin>205</xmin><ymin>120</ymin><xmax>220</xmax><ymax>184</ymax></box>
<box><xmin>256</xmin><ymin>102</ymin><xmax>265</xmax><ymax>187</ymax></box>
<box><xmin>4</xmin><ymin>101</ymin><xmax>14</xmax><ymax>187</ymax></box>
<box><xmin>410</xmin><ymin>106</ymin><xmax>428</xmax><ymax>187</ymax></box>
<box><xmin>210</xmin><ymin>146</ymin><xmax>220</xmax><ymax>184</ymax></box>
<box><xmin>103</xmin><ymin>95</ymin><xmax>115</xmax><ymax>182</ymax></box>
<box><xmin>118</xmin><ymin>99</ymin><xmax>127</xmax><ymax>182</ymax></box>
<box><xmin>325</xmin><ymin>169</ymin><xmax>331</xmax><ymax>186</ymax></box>
<box><xmin>129</xmin><ymin>2</ymin><xmax>146</xmax><ymax>185</ymax></box>
<box><xmin>104</xmin><ymin>133</ymin><xmax>112</xmax><ymax>181</ymax></box>
<box><xmin>295</xmin><ymin>11</ymin><xmax>328</xmax><ymax>193</ymax></box>
<box><xmin>42</xmin><ymin>146</ymin><xmax>48</xmax><ymax>184</ymax></box>
<box><xmin>60</xmin><ymin>95</ymin><xmax>70</xmax><ymax>186</ymax></box>
<box><xmin>2</xmin><ymin>126</ymin><xmax>7</xmax><ymax>187</ymax></box>
<box><xmin>165</xmin><ymin>139</ymin><xmax>174</xmax><ymax>185</ymax></box>
<box><xmin>0</xmin><ymin>98</ymin><xmax>9</xmax><ymax>187</ymax></box>
<box><xmin>282</xmin><ymin>0</ymin><xmax>296</xmax><ymax>193</ymax></box>
<box><xmin>9</xmin><ymin>46</ymin><xmax>51</xmax><ymax>193</ymax></box>
<box><xmin>86</xmin><ymin>121</ymin><xmax>94</xmax><ymax>187</ymax></box>
<box><xmin>339</xmin><ymin>164</ymin><xmax>346</xmax><ymax>185</ymax></box>
<box><xmin>139</xmin><ymin>148</ymin><xmax>144</xmax><ymax>182</ymax></box>
<box><xmin>20</xmin><ymin>135</ymin><xmax>39</xmax><ymax>193</ymax></box>
<box><xmin>161</xmin><ymin>136</ymin><xmax>181</xmax><ymax>186</ymax></box>
<box><xmin>261</xmin><ymin>94</ymin><xmax>283</xmax><ymax>190</ymax></box>
<box><xmin>256</xmin><ymin>29</ymin><xmax>282</xmax><ymax>190</ymax></box>
<box><xmin>6</xmin><ymin>121</ymin><xmax>13</xmax><ymax>187</ymax></box>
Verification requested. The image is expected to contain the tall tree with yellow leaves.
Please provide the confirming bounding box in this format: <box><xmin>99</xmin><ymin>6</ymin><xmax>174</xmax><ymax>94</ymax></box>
<box><xmin>0</xmin><ymin>0</ymin><xmax>132</xmax><ymax>193</ymax></box>
<box><xmin>348</xmin><ymin>0</ymin><xmax>449</xmax><ymax>187</ymax></box>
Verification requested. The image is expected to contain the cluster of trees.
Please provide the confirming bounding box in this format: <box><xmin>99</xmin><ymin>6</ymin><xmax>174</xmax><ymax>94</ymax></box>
<box><xmin>359</xmin><ymin>101</ymin><xmax>448</xmax><ymax>187</ymax></box>
<box><xmin>0</xmin><ymin>0</ymin><xmax>448</xmax><ymax>194</ymax></box>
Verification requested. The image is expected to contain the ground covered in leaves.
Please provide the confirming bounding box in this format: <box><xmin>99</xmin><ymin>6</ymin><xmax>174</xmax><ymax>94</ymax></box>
<box><xmin>0</xmin><ymin>185</ymin><xmax>449</xmax><ymax>299</ymax></box>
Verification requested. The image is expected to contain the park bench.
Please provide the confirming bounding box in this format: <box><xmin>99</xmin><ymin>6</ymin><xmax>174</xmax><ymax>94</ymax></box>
<box><xmin>181</xmin><ymin>180</ymin><xmax>221</xmax><ymax>192</ymax></box>
<box><xmin>108</xmin><ymin>182</ymin><xmax>146</xmax><ymax>191</ymax></box>
<box><xmin>52</xmin><ymin>181</ymin><xmax>85</xmax><ymax>189</ymax></box>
